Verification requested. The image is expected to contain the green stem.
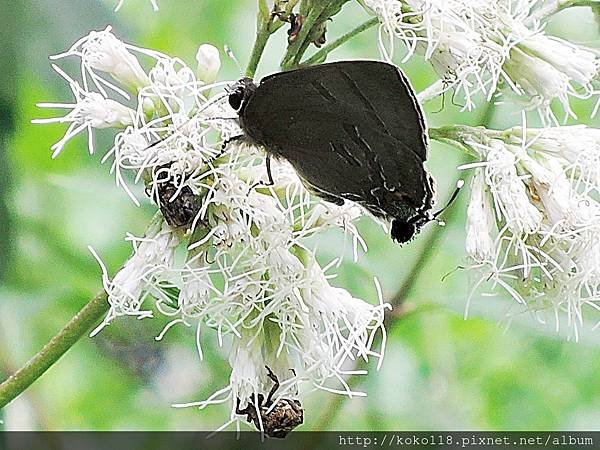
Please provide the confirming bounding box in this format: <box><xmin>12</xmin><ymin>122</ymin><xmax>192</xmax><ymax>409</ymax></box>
<box><xmin>381</xmin><ymin>179</ymin><xmax>463</xmax><ymax>332</ymax></box>
<box><xmin>0</xmin><ymin>290</ymin><xmax>108</xmax><ymax>409</ymax></box>
<box><xmin>560</xmin><ymin>0</ymin><xmax>600</xmax><ymax>9</ymax></box>
<box><xmin>528</xmin><ymin>0</ymin><xmax>599</xmax><ymax>23</ymax></box>
<box><xmin>385</xmin><ymin>94</ymin><xmax>500</xmax><ymax>321</ymax></box>
<box><xmin>295</xmin><ymin>0</ymin><xmax>350</xmax><ymax>65</ymax></box>
<box><xmin>246</xmin><ymin>14</ymin><xmax>274</xmax><ymax>78</ymax></box>
<box><xmin>300</xmin><ymin>17</ymin><xmax>379</xmax><ymax>66</ymax></box>
<box><xmin>428</xmin><ymin>126</ymin><xmax>479</xmax><ymax>155</ymax></box>
<box><xmin>428</xmin><ymin>124</ymin><xmax>505</xmax><ymax>156</ymax></box>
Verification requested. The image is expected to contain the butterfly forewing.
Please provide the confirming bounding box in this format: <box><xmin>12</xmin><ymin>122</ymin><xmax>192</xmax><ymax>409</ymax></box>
<box><xmin>243</xmin><ymin>61</ymin><xmax>428</xmax><ymax>159</ymax></box>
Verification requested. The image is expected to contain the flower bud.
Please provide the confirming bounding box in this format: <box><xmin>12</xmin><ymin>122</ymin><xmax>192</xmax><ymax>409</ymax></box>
<box><xmin>195</xmin><ymin>44</ymin><xmax>221</xmax><ymax>84</ymax></box>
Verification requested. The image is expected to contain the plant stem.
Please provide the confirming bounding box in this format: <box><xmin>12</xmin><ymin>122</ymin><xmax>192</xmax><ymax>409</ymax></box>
<box><xmin>386</xmin><ymin>98</ymin><xmax>498</xmax><ymax>306</ymax></box>
<box><xmin>300</xmin><ymin>17</ymin><xmax>378</xmax><ymax>66</ymax></box>
<box><xmin>0</xmin><ymin>290</ymin><xmax>108</xmax><ymax>409</ymax></box>
<box><xmin>428</xmin><ymin>124</ymin><xmax>507</xmax><ymax>157</ymax></box>
<box><xmin>527</xmin><ymin>0</ymin><xmax>599</xmax><ymax>23</ymax></box>
<box><xmin>246</xmin><ymin>13</ymin><xmax>274</xmax><ymax>78</ymax></box>
<box><xmin>384</xmin><ymin>182</ymin><xmax>462</xmax><ymax>319</ymax></box>
<box><xmin>428</xmin><ymin>126</ymin><xmax>481</xmax><ymax>156</ymax></box>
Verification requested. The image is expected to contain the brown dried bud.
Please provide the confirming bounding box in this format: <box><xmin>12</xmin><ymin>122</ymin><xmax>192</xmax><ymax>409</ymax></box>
<box><xmin>287</xmin><ymin>13</ymin><xmax>305</xmax><ymax>44</ymax></box>
<box><xmin>236</xmin><ymin>366</ymin><xmax>304</xmax><ymax>438</ymax></box>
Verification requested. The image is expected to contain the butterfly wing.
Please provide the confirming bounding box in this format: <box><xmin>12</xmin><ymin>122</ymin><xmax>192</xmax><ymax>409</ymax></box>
<box><xmin>239</xmin><ymin>60</ymin><xmax>433</xmax><ymax>222</ymax></box>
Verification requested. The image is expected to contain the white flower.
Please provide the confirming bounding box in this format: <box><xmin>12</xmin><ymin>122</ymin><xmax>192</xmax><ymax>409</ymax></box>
<box><xmin>522</xmin><ymin>154</ymin><xmax>582</xmax><ymax>230</ymax></box>
<box><xmin>465</xmin><ymin>170</ymin><xmax>496</xmax><ymax>262</ymax></box>
<box><xmin>177</xmin><ymin>256</ymin><xmax>213</xmax><ymax>320</ymax></box>
<box><xmin>89</xmin><ymin>218</ymin><xmax>180</xmax><ymax>336</ymax></box>
<box><xmin>429</xmin><ymin>33</ymin><xmax>505</xmax><ymax>110</ymax></box>
<box><xmin>157</xmin><ymin>152</ymin><xmax>387</xmax><ymax>421</ymax></box>
<box><xmin>39</xmin><ymin>28</ymin><xmax>391</xmax><ymax>431</ymax></box>
<box><xmin>503</xmin><ymin>47</ymin><xmax>573</xmax><ymax>123</ymax></box>
<box><xmin>523</xmin><ymin>125</ymin><xmax>600</xmax><ymax>191</ymax></box>
<box><xmin>147</xmin><ymin>57</ymin><xmax>198</xmax><ymax>112</ymax></box>
<box><xmin>228</xmin><ymin>333</ymin><xmax>273</xmax><ymax>408</ymax></box>
<box><xmin>51</xmin><ymin>26</ymin><xmax>151</xmax><ymax>96</ymax></box>
<box><xmin>298</xmin><ymin>260</ymin><xmax>390</xmax><ymax>385</ymax></box>
<box><xmin>365</xmin><ymin>0</ymin><xmax>600</xmax><ymax>120</ymax></box>
<box><xmin>505</xmin><ymin>22</ymin><xmax>598</xmax><ymax>123</ymax></box>
<box><xmin>196</xmin><ymin>44</ymin><xmax>221</xmax><ymax>84</ymax></box>
<box><xmin>484</xmin><ymin>140</ymin><xmax>542</xmax><ymax>234</ymax></box>
<box><xmin>364</xmin><ymin>0</ymin><xmax>510</xmax><ymax>106</ymax></box>
<box><xmin>41</xmin><ymin>27</ymin><xmax>231</xmax><ymax>201</ymax></box>
<box><xmin>32</xmin><ymin>65</ymin><xmax>134</xmax><ymax>157</ymax></box>
<box><xmin>518</xmin><ymin>32</ymin><xmax>598</xmax><ymax>89</ymax></box>
<box><xmin>444</xmin><ymin>121</ymin><xmax>600</xmax><ymax>338</ymax></box>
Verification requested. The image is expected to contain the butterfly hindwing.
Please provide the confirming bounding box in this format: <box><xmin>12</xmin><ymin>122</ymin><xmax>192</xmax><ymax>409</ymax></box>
<box><xmin>266</xmin><ymin>125</ymin><xmax>432</xmax><ymax>222</ymax></box>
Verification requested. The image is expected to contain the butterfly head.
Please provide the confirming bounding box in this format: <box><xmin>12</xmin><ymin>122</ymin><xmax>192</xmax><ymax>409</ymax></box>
<box><xmin>391</xmin><ymin>219</ymin><xmax>417</xmax><ymax>244</ymax></box>
<box><xmin>228</xmin><ymin>78</ymin><xmax>257</xmax><ymax>111</ymax></box>
<box><xmin>391</xmin><ymin>212</ymin><xmax>431</xmax><ymax>244</ymax></box>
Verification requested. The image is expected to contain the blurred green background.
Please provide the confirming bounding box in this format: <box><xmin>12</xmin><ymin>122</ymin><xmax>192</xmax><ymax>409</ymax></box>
<box><xmin>2</xmin><ymin>0</ymin><xmax>600</xmax><ymax>432</ymax></box>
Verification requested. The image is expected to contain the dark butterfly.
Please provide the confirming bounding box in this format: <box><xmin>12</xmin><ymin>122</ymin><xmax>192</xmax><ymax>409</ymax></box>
<box><xmin>228</xmin><ymin>60</ymin><xmax>435</xmax><ymax>243</ymax></box>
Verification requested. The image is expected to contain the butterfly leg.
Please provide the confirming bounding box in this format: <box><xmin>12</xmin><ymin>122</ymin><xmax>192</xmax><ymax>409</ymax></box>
<box><xmin>265</xmin><ymin>154</ymin><xmax>275</xmax><ymax>186</ymax></box>
<box><xmin>204</xmin><ymin>134</ymin><xmax>243</xmax><ymax>166</ymax></box>
<box><xmin>249</xmin><ymin>154</ymin><xmax>275</xmax><ymax>191</ymax></box>
<box><xmin>221</xmin><ymin>134</ymin><xmax>244</xmax><ymax>152</ymax></box>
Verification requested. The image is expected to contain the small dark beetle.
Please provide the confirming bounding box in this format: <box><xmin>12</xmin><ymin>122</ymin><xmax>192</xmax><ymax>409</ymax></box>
<box><xmin>152</xmin><ymin>165</ymin><xmax>201</xmax><ymax>229</ymax></box>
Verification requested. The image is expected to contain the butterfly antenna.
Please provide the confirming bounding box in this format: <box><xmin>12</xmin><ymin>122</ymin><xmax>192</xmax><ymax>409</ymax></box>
<box><xmin>224</xmin><ymin>45</ymin><xmax>244</xmax><ymax>77</ymax></box>
<box><xmin>432</xmin><ymin>179</ymin><xmax>465</xmax><ymax>220</ymax></box>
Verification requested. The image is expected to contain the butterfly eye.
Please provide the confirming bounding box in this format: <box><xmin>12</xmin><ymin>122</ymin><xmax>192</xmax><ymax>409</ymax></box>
<box><xmin>228</xmin><ymin>90</ymin><xmax>244</xmax><ymax>110</ymax></box>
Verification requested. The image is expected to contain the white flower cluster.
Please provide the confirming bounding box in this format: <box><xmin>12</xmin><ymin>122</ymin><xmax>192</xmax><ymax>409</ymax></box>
<box><xmin>364</xmin><ymin>0</ymin><xmax>600</xmax><ymax>337</ymax></box>
<box><xmin>364</xmin><ymin>0</ymin><xmax>600</xmax><ymax>122</ymax></box>
<box><xmin>435</xmin><ymin>120</ymin><xmax>600</xmax><ymax>339</ymax></box>
<box><xmin>36</xmin><ymin>26</ymin><xmax>390</xmax><ymax>428</ymax></box>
